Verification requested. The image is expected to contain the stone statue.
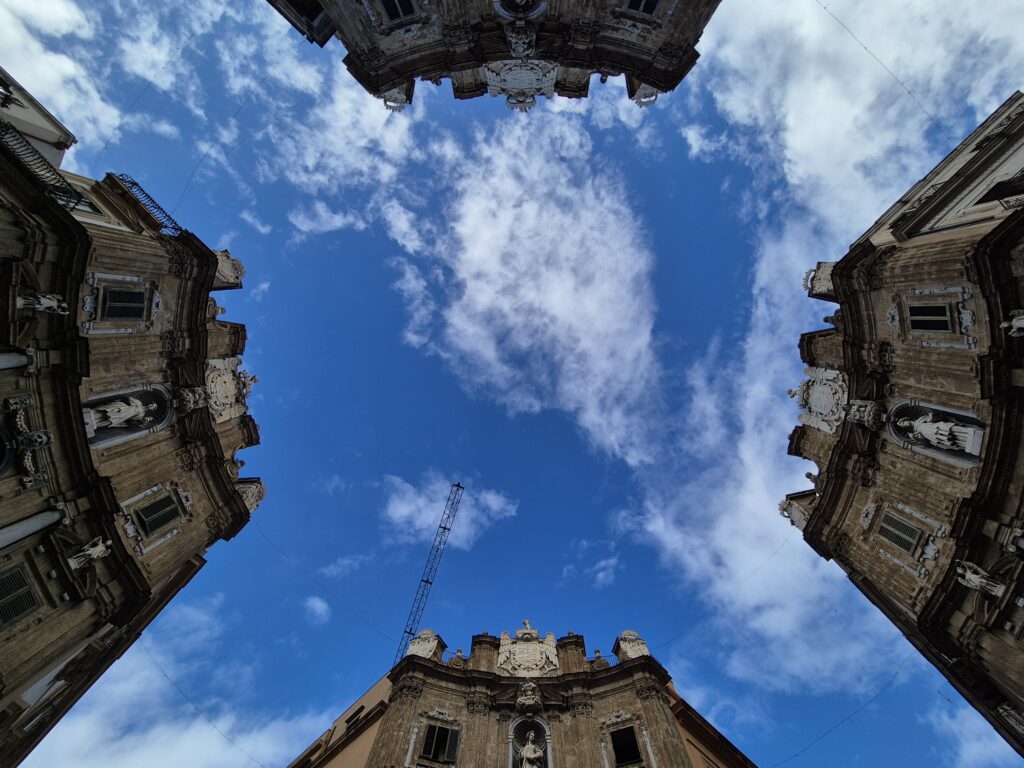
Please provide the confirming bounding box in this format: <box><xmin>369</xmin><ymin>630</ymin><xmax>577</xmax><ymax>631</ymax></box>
<box><xmin>956</xmin><ymin>560</ymin><xmax>1006</xmax><ymax>598</ymax></box>
<box><xmin>17</xmin><ymin>293</ymin><xmax>70</xmax><ymax>315</ymax></box>
<box><xmin>1000</xmin><ymin>309</ymin><xmax>1024</xmax><ymax>337</ymax></box>
<box><xmin>897</xmin><ymin>413</ymin><xmax>984</xmax><ymax>456</ymax></box>
<box><xmin>519</xmin><ymin>731</ymin><xmax>544</xmax><ymax>768</ymax></box>
<box><xmin>68</xmin><ymin>537</ymin><xmax>112</xmax><ymax>569</ymax></box>
<box><xmin>86</xmin><ymin>398</ymin><xmax>157</xmax><ymax>429</ymax></box>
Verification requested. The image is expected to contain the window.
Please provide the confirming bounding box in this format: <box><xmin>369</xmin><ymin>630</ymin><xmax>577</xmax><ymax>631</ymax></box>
<box><xmin>381</xmin><ymin>0</ymin><xmax>415</xmax><ymax>21</ymax></box>
<box><xmin>135</xmin><ymin>494</ymin><xmax>181</xmax><ymax>537</ymax></box>
<box><xmin>0</xmin><ymin>567</ymin><xmax>40</xmax><ymax>629</ymax></box>
<box><xmin>419</xmin><ymin>724</ymin><xmax>459</xmax><ymax>763</ymax></box>
<box><xmin>977</xmin><ymin>175</ymin><xmax>1024</xmax><ymax>204</ymax></box>
<box><xmin>610</xmin><ymin>726</ymin><xmax>643</xmax><ymax>766</ymax></box>
<box><xmin>876</xmin><ymin>512</ymin><xmax>922</xmax><ymax>554</ymax></box>
<box><xmin>627</xmin><ymin>0</ymin><xmax>659</xmax><ymax>13</ymax></box>
<box><xmin>100</xmin><ymin>287</ymin><xmax>147</xmax><ymax>321</ymax></box>
<box><xmin>908</xmin><ymin>303</ymin><xmax>953</xmax><ymax>332</ymax></box>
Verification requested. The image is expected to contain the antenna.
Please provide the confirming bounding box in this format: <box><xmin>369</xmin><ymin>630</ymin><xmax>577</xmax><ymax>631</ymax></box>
<box><xmin>393</xmin><ymin>482</ymin><xmax>464</xmax><ymax>665</ymax></box>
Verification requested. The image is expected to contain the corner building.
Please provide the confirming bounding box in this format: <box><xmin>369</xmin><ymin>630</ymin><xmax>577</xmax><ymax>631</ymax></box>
<box><xmin>0</xmin><ymin>67</ymin><xmax>263</xmax><ymax>765</ymax></box>
<box><xmin>289</xmin><ymin>623</ymin><xmax>756</xmax><ymax>768</ymax></box>
<box><xmin>265</xmin><ymin>0</ymin><xmax>721</xmax><ymax>111</ymax></box>
<box><xmin>783</xmin><ymin>92</ymin><xmax>1024</xmax><ymax>755</ymax></box>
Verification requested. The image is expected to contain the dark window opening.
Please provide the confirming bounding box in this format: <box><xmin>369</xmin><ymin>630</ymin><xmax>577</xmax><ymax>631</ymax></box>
<box><xmin>627</xmin><ymin>0</ymin><xmax>659</xmax><ymax>13</ymax></box>
<box><xmin>977</xmin><ymin>174</ymin><xmax>1024</xmax><ymax>204</ymax></box>
<box><xmin>101</xmin><ymin>287</ymin><xmax>147</xmax><ymax>321</ymax></box>
<box><xmin>419</xmin><ymin>724</ymin><xmax>459</xmax><ymax>763</ymax></box>
<box><xmin>381</xmin><ymin>0</ymin><xmax>416</xmax><ymax>21</ymax></box>
<box><xmin>877</xmin><ymin>513</ymin><xmax>922</xmax><ymax>553</ymax></box>
<box><xmin>136</xmin><ymin>494</ymin><xmax>181</xmax><ymax>537</ymax></box>
<box><xmin>908</xmin><ymin>303</ymin><xmax>953</xmax><ymax>332</ymax></box>
<box><xmin>0</xmin><ymin>567</ymin><xmax>40</xmax><ymax>628</ymax></box>
<box><xmin>610</xmin><ymin>726</ymin><xmax>643</xmax><ymax>766</ymax></box>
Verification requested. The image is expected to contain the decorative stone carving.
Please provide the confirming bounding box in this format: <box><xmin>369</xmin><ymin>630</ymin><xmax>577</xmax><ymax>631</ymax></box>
<box><xmin>605</xmin><ymin>710</ymin><xmax>632</xmax><ymax>726</ymax></box>
<box><xmin>956</xmin><ymin>560</ymin><xmax>1006</xmax><ymax>598</ymax></box>
<box><xmin>448</xmin><ymin>648</ymin><xmax>467</xmax><ymax>669</ymax></box>
<box><xmin>591</xmin><ymin>648</ymin><xmax>609</xmax><ymax>670</ymax></box>
<box><xmin>569</xmin><ymin>692</ymin><xmax>593</xmax><ymax>716</ymax></box>
<box><xmin>504</xmin><ymin>22</ymin><xmax>536</xmax><ymax>58</ymax></box>
<box><xmin>860</xmin><ymin>504</ymin><xmax>878</xmax><ymax>529</ymax></box>
<box><xmin>518</xmin><ymin>730</ymin><xmax>544</xmax><ymax>768</ymax></box>
<box><xmin>205</xmin><ymin>358</ymin><xmax>257</xmax><ymax>424</ymax></box>
<box><xmin>82</xmin><ymin>398</ymin><xmax>157</xmax><ymax>434</ymax></box>
<box><xmin>484</xmin><ymin>60</ymin><xmax>556</xmax><ymax>112</ymax></box>
<box><xmin>214</xmin><ymin>249</ymin><xmax>245</xmax><ymax>287</ymax></box>
<box><xmin>779</xmin><ymin>498</ymin><xmax>810</xmax><ymax>530</ymax></box>
<box><xmin>614</xmin><ymin>630</ymin><xmax>650</xmax><ymax>660</ymax></box>
<box><xmin>789</xmin><ymin>367</ymin><xmax>848</xmax><ymax>434</ymax></box>
<box><xmin>392</xmin><ymin>679</ymin><xmax>423</xmax><ymax>700</ymax></box>
<box><xmin>846</xmin><ymin>400</ymin><xmax>885</xmax><ymax>430</ymax></box>
<box><xmin>178</xmin><ymin>387</ymin><xmax>209</xmax><ymax>413</ymax></box>
<box><xmin>68</xmin><ymin>537</ymin><xmax>112</xmax><ymax>570</ymax></box>
<box><xmin>467</xmin><ymin>691</ymin><xmax>490</xmax><ymax>714</ymax></box>
<box><xmin>631</xmin><ymin>83</ymin><xmax>661</xmax><ymax>108</ymax></box>
<box><xmin>516</xmin><ymin>680</ymin><xmax>542</xmax><ymax>715</ymax></box>
<box><xmin>803</xmin><ymin>261</ymin><xmax>836</xmax><ymax>296</ymax></box>
<box><xmin>497</xmin><ymin>620</ymin><xmax>559</xmax><ymax>677</ymax></box>
<box><xmin>407</xmin><ymin>629</ymin><xmax>443</xmax><ymax>660</ymax></box>
<box><xmin>635</xmin><ymin>679</ymin><xmax>662</xmax><ymax>700</ymax></box>
<box><xmin>896</xmin><ymin>412</ymin><xmax>984</xmax><ymax>456</ymax></box>
<box><xmin>236</xmin><ymin>481</ymin><xmax>265</xmax><ymax>512</ymax></box>
<box><xmin>380</xmin><ymin>86</ymin><xmax>410</xmax><ymax>113</ymax></box>
<box><xmin>16</xmin><ymin>293</ymin><xmax>69</xmax><ymax>315</ymax></box>
<box><xmin>425</xmin><ymin>707</ymin><xmax>457</xmax><ymax>723</ymax></box>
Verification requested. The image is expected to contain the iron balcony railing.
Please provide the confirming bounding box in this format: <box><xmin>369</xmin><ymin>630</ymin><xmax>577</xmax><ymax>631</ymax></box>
<box><xmin>0</xmin><ymin>119</ymin><xmax>83</xmax><ymax>211</ymax></box>
<box><xmin>114</xmin><ymin>173</ymin><xmax>183</xmax><ymax>236</ymax></box>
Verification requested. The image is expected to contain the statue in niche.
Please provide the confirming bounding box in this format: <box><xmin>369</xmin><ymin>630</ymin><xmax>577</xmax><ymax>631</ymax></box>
<box><xmin>519</xmin><ymin>731</ymin><xmax>544</xmax><ymax>768</ymax></box>
<box><xmin>1000</xmin><ymin>309</ymin><xmax>1024</xmax><ymax>337</ymax></box>
<box><xmin>956</xmin><ymin>560</ymin><xmax>1006</xmax><ymax>598</ymax></box>
<box><xmin>897</xmin><ymin>412</ymin><xmax>984</xmax><ymax>455</ymax></box>
<box><xmin>86</xmin><ymin>397</ymin><xmax>157</xmax><ymax>429</ymax></box>
<box><xmin>17</xmin><ymin>293</ymin><xmax>69</xmax><ymax>315</ymax></box>
<box><xmin>68</xmin><ymin>537</ymin><xmax>112</xmax><ymax>569</ymax></box>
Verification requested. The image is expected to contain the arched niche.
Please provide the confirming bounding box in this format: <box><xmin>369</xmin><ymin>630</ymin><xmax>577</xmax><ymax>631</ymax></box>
<box><xmin>887</xmin><ymin>400</ymin><xmax>985</xmax><ymax>467</ymax></box>
<box><xmin>81</xmin><ymin>384</ymin><xmax>174</xmax><ymax>450</ymax></box>
<box><xmin>508</xmin><ymin>716</ymin><xmax>552</xmax><ymax>768</ymax></box>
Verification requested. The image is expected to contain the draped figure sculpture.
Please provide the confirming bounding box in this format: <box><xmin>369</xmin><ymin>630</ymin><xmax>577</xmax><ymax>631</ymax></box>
<box><xmin>519</xmin><ymin>731</ymin><xmax>544</xmax><ymax>768</ymax></box>
<box><xmin>86</xmin><ymin>397</ymin><xmax>157</xmax><ymax>429</ymax></box>
<box><xmin>897</xmin><ymin>412</ymin><xmax>984</xmax><ymax>456</ymax></box>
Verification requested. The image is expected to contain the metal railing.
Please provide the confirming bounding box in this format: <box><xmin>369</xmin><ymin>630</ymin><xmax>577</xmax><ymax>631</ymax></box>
<box><xmin>113</xmin><ymin>173</ymin><xmax>182</xmax><ymax>236</ymax></box>
<box><xmin>0</xmin><ymin>119</ymin><xmax>82</xmax><ymax>211</ymax></box>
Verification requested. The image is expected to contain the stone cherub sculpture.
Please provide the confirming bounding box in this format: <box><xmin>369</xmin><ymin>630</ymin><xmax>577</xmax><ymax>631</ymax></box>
<box><xmin>519</xmin><ymin>730</ymin><xmax>544</xmax><ymax>768</ymax></box>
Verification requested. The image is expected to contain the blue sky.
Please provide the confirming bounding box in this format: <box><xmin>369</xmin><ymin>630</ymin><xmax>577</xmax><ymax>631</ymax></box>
<box><xmin>4</xmin><ymin>1</ymin><xmax>1024</xmax><ymax>766</ymax></box>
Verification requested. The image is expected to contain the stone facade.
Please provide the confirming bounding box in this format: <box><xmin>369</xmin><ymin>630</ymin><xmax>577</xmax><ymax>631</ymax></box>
<box><xmin>783</xmin><ymin>91</ymin><xmax>1024</xmax><ymax>756</ymax></box>
<box><xmin>265</xmin><ymin>0</ymin><xmax>722</xmax><ymax>111</ymax></box>
<box><xmin>0</xmin><ymin>66</ymin><xmax>263</xmax><ymax>766</ymax></box>
<box><xmin>288</xmin><ymin>623</ymin><xmax>757</xmax><ymax>768</ymax></box>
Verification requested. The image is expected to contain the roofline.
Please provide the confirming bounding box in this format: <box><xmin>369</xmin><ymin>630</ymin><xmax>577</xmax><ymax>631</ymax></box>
<box><xmin>0</xmin><ymin>63</ymin><xmax>78</xmax><ymax>148</ymax></box>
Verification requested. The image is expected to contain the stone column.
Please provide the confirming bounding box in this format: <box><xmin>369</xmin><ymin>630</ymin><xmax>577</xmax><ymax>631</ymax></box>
<box><xmin>635</xmin><ymin>677</ymin><xmax>693</xmax><ymax>768</ymax></box>
<box><xmin>0</xmin><ymin>351</ymin><xmax>30</xmax><ymax>369</ymax></box>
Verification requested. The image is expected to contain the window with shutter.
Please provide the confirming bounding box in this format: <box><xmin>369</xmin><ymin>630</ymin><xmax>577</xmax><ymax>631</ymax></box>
<box><xmin>0</xmin><ymin>567</ymin><xmax>40</xmax><ymax>628</ymax></box>
<box><xmin>627</xmin><ymin>0</ymin><xmax>659</xmax><ymax>13</ymax></box>
<box><xmin>876</xmin><ymin>513</ymin><xmax>922</xmax><ymax>554</ymax></box>
<box><xmin>908</xmin><ymin>304</ymin><xmax>953</xmax><ymax>332</ymax></box>
<box><xmin>419</xmin><ymin>723</ymin><xmax>459</xmax><ymax>763</ymax></box>
<box><xmin>381</xmin><ymin>0</ymin><xmax>416</xmax><ymax>21</ymax></box>
<box><xmin>610</xmin><ymin>726</ymin><xmax>643</xmax><ymax>766</ymax></box>
<box><xmin>101</xmin><ymin>287</ymin><xmax>147</xmax><ymax>321</ymax></box>
<box><xmin>135</xmin><ymin>494</ymin><xmax>181</xmax><ymax>536</ymax></box>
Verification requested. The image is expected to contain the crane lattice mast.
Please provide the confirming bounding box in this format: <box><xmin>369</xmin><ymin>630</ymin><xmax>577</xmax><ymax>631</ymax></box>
<box><xmin>393</xmin><ymin>482</ymin><xmax>464</xmax><ymax>665</ymax></box>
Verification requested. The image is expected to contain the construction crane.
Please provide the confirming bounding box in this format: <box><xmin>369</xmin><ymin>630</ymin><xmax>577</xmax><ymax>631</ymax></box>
<box><xmin>393</xmin><ymin>481</ymin><xmax>464</xmax><ymax>665</ymax></box>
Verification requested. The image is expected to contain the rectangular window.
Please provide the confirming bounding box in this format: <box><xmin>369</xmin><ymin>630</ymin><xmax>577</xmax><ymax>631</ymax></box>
<box><xmin>135</xmin><ymin>494</ymin><xmax>181</xmax><ymax>537</ymax></box>
<box><xmin>381</xmin><ymin>0</ymin><xmax>415</xmax><ymax>21</ymax></box>
<box><xmin>908</xmin><ymin>303</ymin><xmax>953</xmax><ymax>332</ymax></box>
<box><xmin>419</xmin><ymin>724</ymin><xmax>459</xmax><ymax>763</ymax></box>
<box><xmin>0</xmin><ymin>567</ymin><xmax>40</xmax><ymax>629</ymax></box>
<box><xmin>627</xmin><ymin>0</ymin><xmax>659</xmax><ymax>13</ymax></box>
<box><xmin>101</xmin><ymin>287</ymin><xmax>147</xmax><ymax>321</ymax></box>
<box><xmin>610</xmin><ymin>726</ymin><xmax>643</xmax><ymax>766</ymax></box>
<box><xmin>876</xmin><ymin>513</ymin><xmax>922</xmax><ymax>554</ymax></box>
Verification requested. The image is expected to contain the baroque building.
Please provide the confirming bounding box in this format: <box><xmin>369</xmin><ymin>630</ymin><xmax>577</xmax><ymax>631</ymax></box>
<box><xmin>265</xmin><ymin>0</ymin><xmax>722</xmax><ymax>111</ymax></box>
<box><xmin>288</xmin><ymin>622</ymin><xmax>756</xmax><ymax>768</ymax></box>
<box><xmin>782</xmin><ymin>92</ymin><xmax>1024</xmax><ymax>755</ymax></box>
<box><xmin>0</xmin><ymin>66</ymin><xmax>263</xmax><ymax>765</ymax></box>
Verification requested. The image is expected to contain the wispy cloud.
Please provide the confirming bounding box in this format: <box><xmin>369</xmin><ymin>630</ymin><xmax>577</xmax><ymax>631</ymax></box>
<box><xmin>288</xmin><ymin>200</ymin><xmax>365</xmax><ymax>237</ymax></box>
<box><xmin>381</xmin><ymin>471</ymin><xmax>517</xmax><ymax>551</ymax></box>
<box><xmin>922</xmin><ymin>703</ymin><xmax>1021</xmax><ymax>768</ymax></box>
<box><xmin>248</xmin><ymin>279</ymin><xmax>271</xmax><ymax>302</ymax></box>
<box><xmin>240</xmin><ymin>210</ymin><xmax>272</xmax><ymax>235</ymax></box>
<box><xmin>319</xmin><ymin>554</ymin><xmax>371</xmax><ymax>579</ymax></box>
<box><xmin>303</xmin><ymin>596</ymin><xmax>331</xmax><ymax>626</ymax></box>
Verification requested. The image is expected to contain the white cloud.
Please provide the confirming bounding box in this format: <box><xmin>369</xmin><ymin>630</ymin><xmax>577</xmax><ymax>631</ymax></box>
<box><xmin>303</xmin><ymin>596</ymin><xmax>331</xmax><ymax>626</ymax></box>
<box><xmin>320</xmin><ymin>554</ymin><xmax>371</xmax><ymax>579</ymax></box>
<box><xmin>392</xmin><ymin>112</ymin><xmax>663</xmax><ymax>467</ymax></box>
<box><xmin>31</xmin><ymin>595</ymin><xmax>329</xmax><ymax>768</ymax></box>
<box><xmin>390</xmin><ymin>259</ymin><xmax>436</xmax><ymax>348</ymax></box>
<box><xmin>560</xmin><ymin>539</ymin><xmax>621</xmax><ymax>590</ymax></box>
<box><xmin>120</xmin><ymin>113</ymin><xmax>182</xmax><ymax>140</ymax></box>
<box><xmin>240</xmin><ymin>209</ymin><xmax>272</xmax><ymax>235</ymax></box>
<box><xmin>381</xmin><ymin>471</ymin><xmax>517</xmax><ymax>551</ymax></box>
<box><xmin>923</xmin><ymin>703</ymin><xmax>1021</xmax><ymax>768</ymax></box>
<box><xmin>381</xmin><ymin>199</ymin><xmax>426</xmax><ymax>255</ymax></box>
<box><xmin>249</xmin><ymin>279</ymin><xmax>271</xmax><ymax>302</ymax></box>
<box><xmin>288</xmin><ymin>200</ymin><xmax>365</xmax><ymax>237</ymax></box>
